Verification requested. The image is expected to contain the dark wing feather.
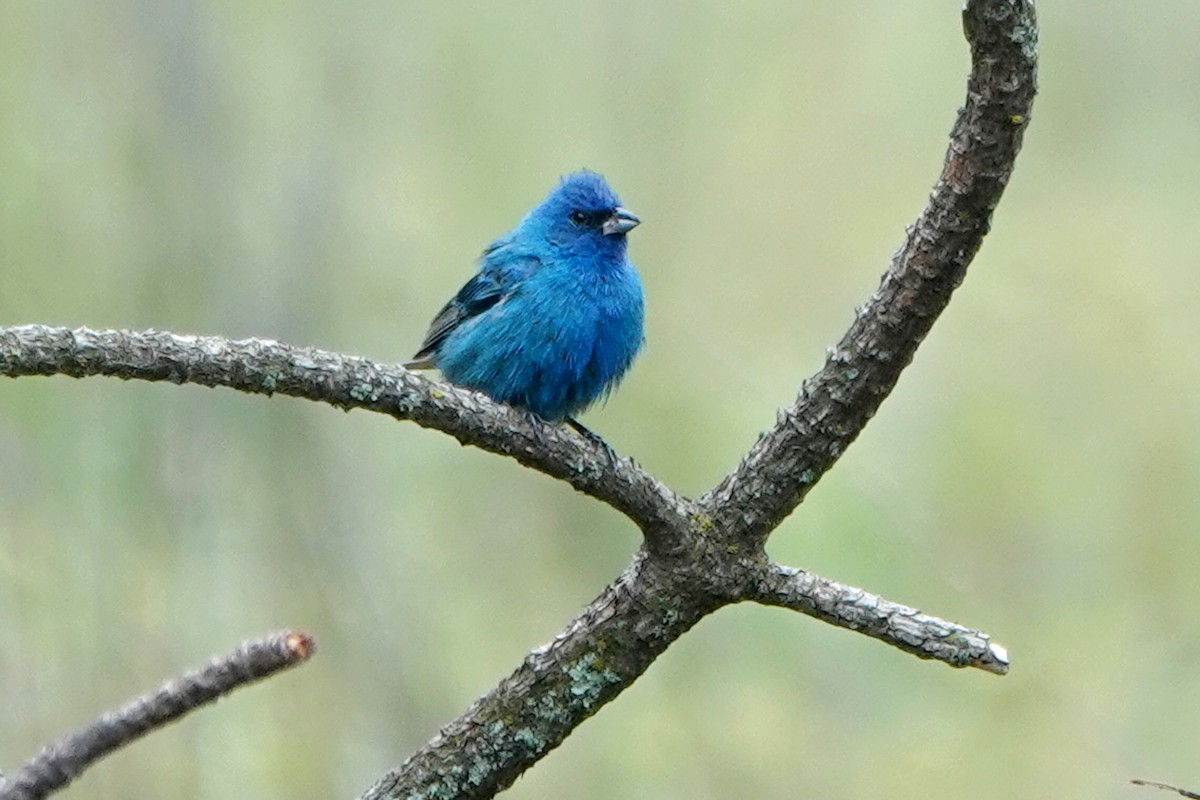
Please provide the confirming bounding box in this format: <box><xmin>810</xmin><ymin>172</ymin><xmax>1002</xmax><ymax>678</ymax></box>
<box><xmin>407</xmin><ymin>252</ymin><xmax>539</xmax><ymax>366</ymax></box>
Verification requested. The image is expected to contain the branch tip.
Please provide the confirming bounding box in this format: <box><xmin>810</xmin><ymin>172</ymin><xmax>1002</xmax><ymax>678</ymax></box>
<box><xmin>1132</xmin><ymin>780</ymin><xmax>1200</xmax><ymax>799</ymax></box>
<box><xmin>0</xmin><ymin>630</ymin><xmax>315</xmax><ymax>800</ymax></box>
<box><xmin>0</xmin><ymin>3</ymin><xmax>1037</xmax><ymax>797</ymax></box>
<box><xmin>283</xmin><ymin>630</ymin><xmax>317</xmax><ymax>660</ymax></box>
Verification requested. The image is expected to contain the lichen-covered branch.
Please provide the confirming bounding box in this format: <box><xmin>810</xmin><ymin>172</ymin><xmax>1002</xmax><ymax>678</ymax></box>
<box><xmin>361</xmin><ymin>552</ymin><xmax>727</xmax><ymax>800</ymax></box>
<box><xmin>748</xmin><ymin>562</ymin><xmax>1010</xmax><ymax>675</ymax></box>
<box><xmin>700</xmin><ymin>0</ymin><xmax>1038</xmax><ymax>545</ymax></box>
<box><xmin>356</xmin><ymin>545</ymin><xmax>1010</xmax><ymax>800</ymax></box>
<box><xmin>0</xmin><ymin>2</ymin><xmax>1036</xmax><ymax>798</ymax></box>
<box><xmin>0</xmin><ymin>324</ymin><xmax>690</xmax><ymax>546</ymax></box>
<box><xmin>0</xmin><ymin>631</ymin><xmax>315</xmax><ymax>800</ymax></box>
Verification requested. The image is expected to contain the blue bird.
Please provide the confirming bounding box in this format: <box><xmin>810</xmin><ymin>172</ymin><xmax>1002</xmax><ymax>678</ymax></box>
<box><xmin>407</xmin><ymin>170</ymin><xmax>645</xmax><ymax>435</ymax></box>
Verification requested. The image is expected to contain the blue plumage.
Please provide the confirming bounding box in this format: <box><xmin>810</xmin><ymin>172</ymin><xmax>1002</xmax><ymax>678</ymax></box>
<box><xmin>408</xmin><ymin>170</ymin><xmax>645</xmax><ymax>423</ymax></box>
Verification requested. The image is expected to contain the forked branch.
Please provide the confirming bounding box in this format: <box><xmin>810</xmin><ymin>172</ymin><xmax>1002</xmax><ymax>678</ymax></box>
<box><xmin>0</xmin><ymin>1</ymin><xmax>1036</xmax><ymax>798</ymax></box>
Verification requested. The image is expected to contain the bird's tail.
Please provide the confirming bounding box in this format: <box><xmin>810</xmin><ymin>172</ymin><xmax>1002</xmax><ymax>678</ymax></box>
<box><xmin>403</xmin><ymin>359</ymin><xmax>437</xmax><ymax>370</ymax></box>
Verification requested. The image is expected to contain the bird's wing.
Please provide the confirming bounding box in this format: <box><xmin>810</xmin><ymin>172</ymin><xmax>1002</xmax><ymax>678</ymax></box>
<box><xmin>408</xmin><ymin>250</ymin><xmax>540</xmax><ymax>365</ymax></box>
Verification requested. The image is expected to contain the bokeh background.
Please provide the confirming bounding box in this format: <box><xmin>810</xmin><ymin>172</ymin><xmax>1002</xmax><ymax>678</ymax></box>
<box><xmin>2</xmin><ymin>2</ymin><xmax>1198</xmax><ymax>798</ymax></box>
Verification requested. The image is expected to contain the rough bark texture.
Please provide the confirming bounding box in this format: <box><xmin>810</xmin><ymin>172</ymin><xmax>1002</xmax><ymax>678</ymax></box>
<box><xmin>0</xmin><ymin>2</ymin><xmax>1036</xmax><ymax>798</ymax></box>
<box><xmin>0</xmin><ymin>632</ymin><xmax>314</xmax><ymax>800</ymax></box>
<box><xmin>0</xmin><ymin>326</ymin><xmax>688</xmax><ymax>541</ymax></box>
<box><xmin>750</xmin><ymin>564</ymin><xmax>1008</xmax><ymax>672</ymax></box>
<box><xmin>699</xmin><ymin>0</ymin><xmax>1039</xmax><ymax>546</ymax></box>
<box><xmin>362</xmin><ymin>553</ymin><xmax>726</xmax><ymax>800</ymax></box>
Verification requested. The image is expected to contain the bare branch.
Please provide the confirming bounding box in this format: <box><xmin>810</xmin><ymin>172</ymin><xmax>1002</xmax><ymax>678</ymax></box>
<box><xmin>0</xmin><ymin>630</ymin><xmax>315</xmax><ymax>800</ymax></box>
<box><xmin>700</xmin><ymin>0</ymin><xmax>1039</xmax><ymax>546</ymax></box>
<box><xmin>1132</xmin><ymin>780</ymin><xmax>1200</xmax><ymax>800</ymax></box>
<box><xmin>0</xmin><ymin>2</ymin><xmax>1037</xmax><ymax>797</ymax></box>
<box><xmin>356</xmin><ymin>3</ymin><xmax>1034</xmax><ymax>793</ymax></box>
<box><xmin>0</xmin><ymin>324</ymin><xmax>691</xmax><ymax>547</ymax></box>
<box><xmin>360</xmin><ymin>552</ymin><xmax>723</xmax><ymax>800</ymax></box>
<box><xmin>748</xmin><ymin>562</ymin><xmax>1009</xmax><ymax>675</ymax></box>
<box><xmin>356</xmin><ymin>546</ymin><xmax>1010</xmax><ymax>800</ymax></box>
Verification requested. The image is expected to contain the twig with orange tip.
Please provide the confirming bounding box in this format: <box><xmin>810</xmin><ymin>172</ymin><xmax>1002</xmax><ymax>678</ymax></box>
<box><xmin>0</xmin><ymin>630</ymin><xmax>315</xmax><ymax>800</ymax></box>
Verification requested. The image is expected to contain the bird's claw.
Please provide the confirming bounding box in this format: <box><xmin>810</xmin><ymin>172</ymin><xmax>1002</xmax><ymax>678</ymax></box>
<box><xmin>566</xmin><ymin>417</ymin><xmax>621</xmax><ymax>467</ymax></box>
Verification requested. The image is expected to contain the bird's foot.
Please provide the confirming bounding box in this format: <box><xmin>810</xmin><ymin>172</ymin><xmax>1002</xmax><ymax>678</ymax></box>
<box><xmin>566</xmin><ymin>417</ymin><xmax>620</xmax><ymax>467</ymax></box>
<box><xmin>522</xmin><ymin>410</ymin><xmax>547</xmax><ymax>439</ymax></box>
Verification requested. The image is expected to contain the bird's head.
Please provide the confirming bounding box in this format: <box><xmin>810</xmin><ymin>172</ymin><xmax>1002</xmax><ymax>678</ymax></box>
<box><xmin>522</xmin><ymin>170</ymin><xmax>640</xmax><ymax>263</ymax></box>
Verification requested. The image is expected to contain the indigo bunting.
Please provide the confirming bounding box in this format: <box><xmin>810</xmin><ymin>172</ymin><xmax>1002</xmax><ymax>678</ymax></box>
<box><xmin>407</xmin><ymin>170</ymin><xmax>644</xmax><ymax>429</ymax></box>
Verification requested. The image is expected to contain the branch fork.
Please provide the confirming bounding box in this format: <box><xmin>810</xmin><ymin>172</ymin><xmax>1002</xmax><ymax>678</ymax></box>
<box><xmin>0</xmin><ymin>1</ymin><xmax>1036</xmax><ymax>798</ymax></box>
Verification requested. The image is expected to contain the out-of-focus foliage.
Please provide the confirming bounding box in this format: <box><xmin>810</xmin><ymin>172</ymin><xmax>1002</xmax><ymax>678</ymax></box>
<box><xmin>2</xmin><ymin>2</ymin><xmax>1199</xmax><ymax>798</ymax></box>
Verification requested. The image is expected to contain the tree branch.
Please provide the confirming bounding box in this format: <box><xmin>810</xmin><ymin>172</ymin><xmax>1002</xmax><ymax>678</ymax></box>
<box><xmin>361</xmin><ymin>552</ymin><xmax>724</xmax><ymax>800</ymax></box>
<box><xmin>358</xmin><ymin>546</ymin><xmax>1010</xmax><ymax>799</ymax></box>
<box><xmin>749</xmin><ymin>562</ymin><xmax>1009</xmax><ymax>674</ymax></box>
<box><xmin>0</xmin><ymin>631</ymin><xmax>315</xmax><ymax>800</ymax></box>
<box><xmin>1132</xmin><ymin>780</ymin><xmax>1200</xmax><ymax>800</ymax></box>
<box><xmin>357</xmin><ymin>3</ymin><xmax>1035</xmax><ymax>794</ymax></box>
<box><xmin>0</xmin><ymin>324</ymin><xmax>692</xmax><ymax>548</ymax></box>
<box><xmin>699</xmin><ymin>0</ymin><xmax>1038</xmax><ymax>546</ymax></box>
<box><xmin>0</xmin><ymin>1</ymin><xmax>1036</xmax><ymax>797</ymax></box>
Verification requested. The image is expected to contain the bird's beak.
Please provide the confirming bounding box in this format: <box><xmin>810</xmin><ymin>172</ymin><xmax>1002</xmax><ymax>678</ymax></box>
<box><xmin>602</xmin><ymin>207</ymin><xmax>641</xmax><ymax>236</ymax></box>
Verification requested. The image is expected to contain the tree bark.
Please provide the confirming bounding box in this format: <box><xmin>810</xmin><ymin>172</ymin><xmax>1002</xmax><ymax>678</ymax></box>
<box><xmin>0</xmin><ymin>1</ymin><xmax>1036</xmax><ymax>798</ymax></box>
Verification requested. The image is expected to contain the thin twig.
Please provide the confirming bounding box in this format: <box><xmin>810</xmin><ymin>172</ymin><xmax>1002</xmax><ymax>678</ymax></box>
<box><xmin>0</xmin><ymin>630</ymin><xmax>315</xmax><ymax>800</ymax></box>
<box><xmin>1133</xmin><ymin>780</ymin><xmax>1200</xmax><ymax>799</ymax></box>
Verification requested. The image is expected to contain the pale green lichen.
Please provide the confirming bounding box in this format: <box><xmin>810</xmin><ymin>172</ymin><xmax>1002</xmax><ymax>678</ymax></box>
<box><xmin>534</xmin><ymin>692</ymin><xmax>572</xmax><ymax>726</ymax></box>
<box><xmin>466</xmin><ymin>755</ymin><xmax>492</xmax><ymax>786</ymax></box>
<box><xmin>349</xmin><ymin>382</ymin><xmax>382</xmax><ymax>402</ymax></box>
<box><xmin>565</xmin><ymin>652</ymin><xmax>621</xmax><ymax>710</ymax></box>
<box><xmin>1010</xmin><ymin>20</ymin><xmax>1039</xmax><ymax>61</ymax></box>
<box><xmin>513</xmin><ymin>727</ymin><xmax>543</xmax><ymax>752</ymax></box>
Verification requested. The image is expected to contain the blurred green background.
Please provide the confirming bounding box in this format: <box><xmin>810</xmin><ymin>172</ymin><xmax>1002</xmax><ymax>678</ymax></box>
<box><xmin>2</xmin><ymin>1</ymin><xmax>1198</xmax><ymax>798</ymax></box>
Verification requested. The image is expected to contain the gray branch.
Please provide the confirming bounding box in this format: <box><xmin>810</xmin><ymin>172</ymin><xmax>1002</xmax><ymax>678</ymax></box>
<box><xmin>362</xmin><ymin>551</ymin><xmax>719</xmax><ymax>800</ymax></box>
<box><xmin>0</xmin><ymin>631</ymin><xmax>315</xmax><ymax>800</ymax></box>
<box><xmin>0</xmin><ymin>325</ymin><xmax>690</xmax><ymax>547</ymax></box>
<box><xmin>361</xmin><ymin>549</ymin><xmax>1009</xmax><ymax>800</ymax></box>
<box><xmin>699</xmin><ymin>0</ymin><xmax>1039</xmax><ymax>546</ymax></box>
<box><xmin>749</xmin><ymin>562</ymin><xmax>1009</xmax><ymax>674</ymax></box>
<box><xmin>0</xmin><ymin>1</ymin><xmax>1037</xmax><ymax>798</ymax></box>
<box><xmin>1132</xmin><ymin>780</ymin><xmax>1200</xmax><ymax>800</ymax></box>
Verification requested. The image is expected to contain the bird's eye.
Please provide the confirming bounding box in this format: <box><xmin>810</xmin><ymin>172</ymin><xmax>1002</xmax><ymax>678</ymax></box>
<box><xmin>569</xmin><ymin>210</ymin><xmax>590</xmax><ymax>226</ymax></box>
